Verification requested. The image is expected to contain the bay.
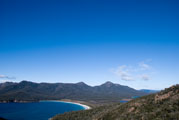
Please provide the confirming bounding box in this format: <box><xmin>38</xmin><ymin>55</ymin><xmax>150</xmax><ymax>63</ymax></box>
<box><xmin>0</xmin><ymin>101</ymin><xmax>85</xmax><ymax>120</ymax></box>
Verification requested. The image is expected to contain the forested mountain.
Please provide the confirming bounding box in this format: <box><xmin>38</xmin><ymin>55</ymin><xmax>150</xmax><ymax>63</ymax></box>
<box><xmin>0</xmin><ymin>81</ymin><xmax>146</xmax><ymax>104</ymax></box>
<box><xmin>52</xmin><ymin>84</ymin><xmax>179</xmax><ymax>120</ymax></box>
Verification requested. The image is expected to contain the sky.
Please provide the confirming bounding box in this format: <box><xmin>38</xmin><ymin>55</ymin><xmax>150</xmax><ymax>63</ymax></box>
<box><xmin>0</xmin><ymin>0</ymin><xmax>179</xmax><ymax>90</ymax></box>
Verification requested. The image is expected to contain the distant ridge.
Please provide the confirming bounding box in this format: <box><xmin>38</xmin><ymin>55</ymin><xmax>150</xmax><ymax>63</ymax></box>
<box><xmin>0</xmin><ymin>81</ymin><xmax>147</xmax><ymax>104</ymax></box>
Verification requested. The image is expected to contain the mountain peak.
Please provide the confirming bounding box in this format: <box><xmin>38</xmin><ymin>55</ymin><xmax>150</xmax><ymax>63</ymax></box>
<box><xmin>20</xmin><ymin>80</ymin><xmax>35</xmax><ymax>85</ymax></box>
<box><xmin>104</xmin><ymin>81</ymin><xmax>114</xmax><ymax>84</ymax></box>
<box><xmin>20</xmin><ymin>80</ymin><xmax>31</xmax><ymax>83</ymax></box>
<box><xmin>76</xmin><ymin>82</ymin><xmax>87</xmax><ymax>86</ymax></box>
<box><xmin>102</xmin><ymin>81</ymin><xmax>115</xmax><ymax>87</ymax></box>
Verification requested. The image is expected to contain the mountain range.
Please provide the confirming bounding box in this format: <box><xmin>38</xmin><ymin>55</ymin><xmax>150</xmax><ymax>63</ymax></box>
<box><xmin>0</xmin><ymin>81</ymin><xmax>147</xmax><ymax>104</ymax></box>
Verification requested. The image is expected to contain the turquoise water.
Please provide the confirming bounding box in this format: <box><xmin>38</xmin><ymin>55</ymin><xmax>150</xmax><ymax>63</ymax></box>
<box><xmin>0</xmin><ymin>101</ymin><xmax>85</xmax><ymax>120</ymax></box>
<box><xmin>120</xmin><ymin>100</ymin><xmax>128</xmax><ymax>103</ymax></box>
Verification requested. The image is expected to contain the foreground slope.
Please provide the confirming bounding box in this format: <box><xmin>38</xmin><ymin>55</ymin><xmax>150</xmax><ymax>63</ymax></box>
<box><xmin>52</xmin><ymin>84</ymin><xmax>179</xmax><ymax>120</ymax></box>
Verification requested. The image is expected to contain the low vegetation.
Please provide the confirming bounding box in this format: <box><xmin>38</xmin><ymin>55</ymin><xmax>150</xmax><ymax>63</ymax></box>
<box><xmin>52</xmin><ymin>103</ymin><xmax>121</xmax><ymax>120</ymax></box>
<box><xmin>52</xmin><ymin>84</ymin><xmax>179</xmax><ymax>120</ymax></box>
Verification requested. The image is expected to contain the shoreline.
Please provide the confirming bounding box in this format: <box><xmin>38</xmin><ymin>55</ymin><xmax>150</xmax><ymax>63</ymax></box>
<box><xmin>41</xmin><ymin>100</ymin><xmax>91</xmax><ymax>110</ymax></box>
<box><xmin>0</xmin><ymin>100</ymin><xmax>91</xmax><ymax>110</ymax></box>
<box><xmin>0</xmin><ymin>100</ymin><xmax>91</xmax><ymax>120</ymax></box>
<box><xmin>59</xmin><ymin>100</ymin><xmax>91</xmax><ymax>110</ymax></box>
<box><xmin>45</xmin><ymin>100</ymin><xmax>91</xmax><ymax>120</ymax></box>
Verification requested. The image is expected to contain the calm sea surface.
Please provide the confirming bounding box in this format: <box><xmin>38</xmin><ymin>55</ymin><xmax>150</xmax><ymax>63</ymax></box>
<box><xmin>0</xmin><ymin>101</ymin><xmax>85</xmax><ymax>120</ymax></box>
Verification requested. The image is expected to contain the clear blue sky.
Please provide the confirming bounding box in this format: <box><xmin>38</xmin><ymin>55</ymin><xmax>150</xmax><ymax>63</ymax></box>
<box><xmin>0</xmin><ymin>0</ymin><xmax>179</xmax><ymax>89</ymax></box>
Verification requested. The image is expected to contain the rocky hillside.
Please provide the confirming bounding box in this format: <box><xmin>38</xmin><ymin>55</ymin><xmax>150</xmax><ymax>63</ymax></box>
<box><xmin>52</xmin><ymin>84</ymin><xmax>179</xmax><ymax>120</ymax></box>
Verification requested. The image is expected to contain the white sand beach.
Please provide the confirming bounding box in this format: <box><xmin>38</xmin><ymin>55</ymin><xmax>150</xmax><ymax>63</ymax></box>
<box><xmin>47</xmin><ymin>100</ymin><xmax>91</xmax><ymax>120</ymax></box>
<box><xmin>59</xmin><ymin>100</ymin><xmax>91</xmax><ymax>110</ymax></box>
<box><xmin>41</xmin><ymin>100</ymin><xmax>91</xmax><ymax>110</ymax></box>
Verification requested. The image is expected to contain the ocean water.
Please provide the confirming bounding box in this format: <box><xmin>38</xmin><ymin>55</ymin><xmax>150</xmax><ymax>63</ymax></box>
<box><xmin>120</xmin><ymin>100</ymin><xmax>128</xmax><ymax>103</ymax></box>
<box><xmin>0</xmin><ymin>101</ymin><xmax>85</xmax><ymax>120</ymax></box>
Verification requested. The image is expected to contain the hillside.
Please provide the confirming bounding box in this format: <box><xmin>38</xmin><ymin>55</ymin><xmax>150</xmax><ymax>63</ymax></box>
<box><xmin>52</xmin><ymin>84</ymin><xmax>179</xmax><ymax>120</ymax></box>
<box><xmin>0</xmin><ymin>81</ymin><xmax>146</xmax><ymax>104</ymax></box>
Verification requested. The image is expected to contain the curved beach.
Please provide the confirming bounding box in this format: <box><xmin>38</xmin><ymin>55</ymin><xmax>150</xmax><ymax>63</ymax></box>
<box><xmin>47</xmin><ymin>100</ymin><xmax>91</xmax><ymax>120</ymax></box>
<box><xmin>41</xmin><ymin>100</ymin><xmax>91</xmax><ymax>110</ymax></box>
<box><xmin>59</xmin><ymin>101</ymin><xmax>91</xmax><ymax>110</ymax></box>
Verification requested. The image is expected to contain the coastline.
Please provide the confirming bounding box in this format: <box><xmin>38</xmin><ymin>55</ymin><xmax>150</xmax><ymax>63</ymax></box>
<box><xmin>41</xmin><ymin>100</ymin><xmax>91</xmax><ymax>110</ymax></box>
<box><xmin>0</xmin><ymin>100</ymin><xmax>91</xmax><ymax>120</ymax></box>
<box><xmin>59</xmin><ymin>101</ymin><xmax>91</xmax><ymax>110</ymax></box>
<box><xmin>46</xmin><ymin>100</ymin><xmax>91</xmax><ymax>120</ymax></box>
